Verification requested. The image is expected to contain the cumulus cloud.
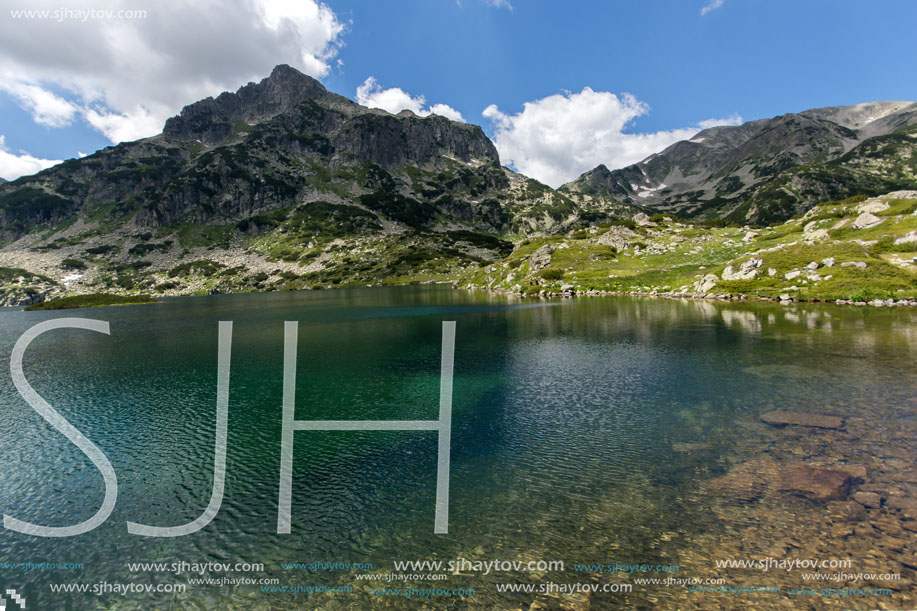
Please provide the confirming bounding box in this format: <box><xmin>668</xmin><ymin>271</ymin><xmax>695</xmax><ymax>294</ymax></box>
<box><xmin>428</xmin><ymin>103</ymin><xmax>465</xmax><ymax>122</ymax></box>
<box><xmin>483</xmin><ymin>88</ymin><xmax>742</xmax><ymax>188</ymax></box>
<box><xmin>0</xmin><ymin>0</ymin><xmax>345</xmax><ymax>143</ymax></box>
<box><xmin>0</xmin><ymin>82</ymin><xmax>78</xmax><ymax>127</ymax></box>
<box><xmin>0</xmin><ymin>135</ymin><xmax>62</xmax><ymax>180</ymax></box>
<box><xmin>356</xmin><ymin>77</ymin><xmax>465</xmax><ymax>121</ymax></box>
<box><xmin>701</xmin><ymin>0</ymin><xmax>725</xmax><ymax>15</ymax></box>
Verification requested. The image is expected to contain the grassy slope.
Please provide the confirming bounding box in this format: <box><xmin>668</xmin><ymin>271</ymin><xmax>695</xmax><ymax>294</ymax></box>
<box><xmin>5</xmin><ymin>192</ymin><xmax>916</xmax><ymax>305</ymax></box>
<box><xmin>24</xmin><ymin>293</ymin><xmax>157</xmax><ymax>310</ymax></box>
<box><xmin>458</xmin><ymin>194</ymin><xmax>917</xmax><ymax>302</ymax></box>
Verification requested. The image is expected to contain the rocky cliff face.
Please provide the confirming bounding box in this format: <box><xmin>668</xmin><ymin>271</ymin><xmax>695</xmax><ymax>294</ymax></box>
<box><xmin>563</xmin><ymin>102</ymin><xmax>917</xmax><ymax>223</ymax></box>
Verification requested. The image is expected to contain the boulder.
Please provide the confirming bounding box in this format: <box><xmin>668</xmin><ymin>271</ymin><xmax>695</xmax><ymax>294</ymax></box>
<box><xmin>603</xmin><ymin>224</ymin><xmax>638</xmax><ymax>238</ymax></box>
<box><xmin>894</xmin><ymin>231</ymin><xmax>917</xmax><ymax>245</ymax></box>
<box><xmin>721</xmin><ymin>258</ymin><xmax>761</xmax><ymax>281</ymax></box>
<box><xmin>852</xmin><ymin>212</ymin><xmax>883</xmax><ymax>229</ymax></box>
<box><xmin>742</xmin><ymin>230</ymin><xmax>758</xmax><ymax>242</ymax></box>
<box><xmin>695</xmin><ymin>274</ymin><xmax>718</xmax><ymax>293</ymax></box>
<box><xmin>855</xmin><ymin>198</ymin><xmax>890</xmax><ymax>214</ymax></box>
<box><xmin>840</xmin><ymin>260</ymin><xmax>867</xmax><ymax>269</ymax></box>
<box><xmin>804</xmin><ymin>229</ymin><xmax>830</xmax><ymax>242</ymax></box>
<box><xmin>632</xmin><ymin>212</ymin><xmax>656</xmax><ymax>227</ymax></box>
<box><xmin>821</xmin><ymin>257</ymin><xmax>835</xmax><ymax>267</ymax></box>
<box><xmin>760</xmin><ymin>410</ymin><xmax>845</xmax><ymax>430</ymax></box>
<box><xmin>529</xmin><ymin>245</ymin><xmax>554</xmax><ymax>271</ymax></box>
<box><xmin>597</xmin><ymin>232</ymin><xmax>628</xmax><ymax>251</ymax></box>
<box><xmin>777</xmin><ymin>464</ymin><xmax>854</xmax><ymax>501</ymax></box>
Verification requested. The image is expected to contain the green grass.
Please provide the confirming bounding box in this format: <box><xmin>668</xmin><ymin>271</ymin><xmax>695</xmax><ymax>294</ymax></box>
<box><xmin>172</xmin><ymin>224</ymin><xmax>236</xmax><ymax>250</ymax></box>
<box><xmin>25</xmin><ymin>293</ymin><xmax>157</xmax><ymax>310</ymax></box>
<box><xmin>456</xmin><ymin>192</ymin><xmax>917</xmax><ymax>301</ymax></box>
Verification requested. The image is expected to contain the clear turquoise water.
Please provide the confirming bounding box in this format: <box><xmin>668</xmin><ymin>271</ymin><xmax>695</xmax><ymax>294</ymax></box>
<box><xmin>0</xmin><ymin>287</ymin><xmax>914</xmax><ymax>610</ymax></box>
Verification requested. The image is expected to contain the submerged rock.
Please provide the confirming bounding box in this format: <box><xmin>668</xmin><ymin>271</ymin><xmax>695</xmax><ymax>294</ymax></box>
<box><xmin>853</xmin><ymin>491</ymin><xmax>883</xmax><ymax>508</ymax></box>
<box><xmin>707</xmin><ymin>458</ymin><xmax>861</xmax><ymax>503</ymax></box>
<box><xmin>706</xmin><ymin>458</ymin><xmax>781</xmax><ymax>503</ymax></box>
<box><xmin>776</xmin><ymin>464</ymin><xmax>855</xmax><ymax>501</ymax></box>
<box><xmin>760</xmin><ymin>410</ymin><xmax>845</xmax><ymax>430</ymax></box>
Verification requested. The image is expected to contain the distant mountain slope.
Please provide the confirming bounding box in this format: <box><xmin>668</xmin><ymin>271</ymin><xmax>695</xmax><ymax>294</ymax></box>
<box><xmin>562</xmin><ymin>101</ymin><xmax>917</xmax><ymax>224</ymax></box>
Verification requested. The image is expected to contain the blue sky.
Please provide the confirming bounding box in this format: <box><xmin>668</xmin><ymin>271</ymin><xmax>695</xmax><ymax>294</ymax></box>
<box><xmin>1</xmin><ymin>0</ymin><xmax>916</xmax><ymax>185</ymax></box>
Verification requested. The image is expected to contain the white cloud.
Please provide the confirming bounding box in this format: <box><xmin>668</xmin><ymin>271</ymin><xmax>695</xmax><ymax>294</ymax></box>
<box><xmin>0</xmin><ymin>135</ymin><xmax>62</xmax><ymax>180</ymax></box>
<box><xmin>84</xmin><ymin>106</ymin><xmax>163</xmax><ymax>143</ymax></box>
<box><xmin>356</xmin><ymin>77</ymin><xmax>425</xmax><ymax>115</ymax></box>
<box><xmin>428</xmin><ymin>103</ymin><xmax>465</xmax><ymax>122</ymax></box>
<box><xmin>0</xmin><ymin>0</ymin><xmax>345</xmax><ymax>144</ymax></box>
<box><xmin>482</xmin><ymin>87</ymin><xmax>742</xmax><ymax>188</ymax></box>
<box><xmin>701</xmin><ymin>0</ymin><xmax>725</xmax><ymax>16</ymax></box>
<box><xmin>697</xmin><ymin>114</ymin><xmax>743</xmax><ymax>129</ymax></box>
<box><xmin>0</xmin><ymin>82</ymin><xmax>78</xmax><ymax>127</ymax></box>
<box><xmin>356</xmin><ymin>77</ymin><xmax>465</xmax><ymax>122</ymax></box>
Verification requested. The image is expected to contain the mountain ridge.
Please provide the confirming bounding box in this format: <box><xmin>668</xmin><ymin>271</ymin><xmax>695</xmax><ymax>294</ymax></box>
<box><xmin>0</xmin><ymin>66</ymin><xmax>914</xmax><ymax>306</ymax></box>
<box><xmin>562</xmin><ymin>101</ymin><xmax>917</xmax><ymax>223</ymax></box>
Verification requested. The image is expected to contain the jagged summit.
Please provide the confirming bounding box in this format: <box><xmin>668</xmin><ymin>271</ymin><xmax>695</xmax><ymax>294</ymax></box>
<box><xmin>163</xmin><ymin>64</ymin><xmax>352</xmax><ymax>144</ymax></box>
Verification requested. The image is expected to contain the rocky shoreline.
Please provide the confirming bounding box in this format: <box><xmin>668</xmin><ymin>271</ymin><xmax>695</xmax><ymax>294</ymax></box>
<box><xmin>459</xmin><ymin>284</ymin><xmax>917</xmax><ymax>307</ymax></box>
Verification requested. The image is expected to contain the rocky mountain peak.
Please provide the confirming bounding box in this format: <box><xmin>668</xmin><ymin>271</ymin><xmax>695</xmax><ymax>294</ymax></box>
<box><xmin>163</xmin><ymin>64</ymin><xmax>346</xmax><ymax>144</ymax></box>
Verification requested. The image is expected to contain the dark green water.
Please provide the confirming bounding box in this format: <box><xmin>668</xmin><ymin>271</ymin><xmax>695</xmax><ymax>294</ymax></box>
<box><xmin>0</xmin><ymin>287</ymin><xmax>914</xmax><ymax>610</ymax></box>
